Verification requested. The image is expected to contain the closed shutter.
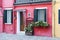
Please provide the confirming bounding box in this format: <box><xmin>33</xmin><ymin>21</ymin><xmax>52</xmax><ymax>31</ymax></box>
<box><xmin>34</xmin><ymin>9</ymin><xmax>38</xmax><ymax>22</ymax></box>
<box><xmin>58</xmin><ymin>10</ymin><xmax>60</xmax><ymax>24</ymax></box>
<box><xmin>3</xmin><ymin>10</ymin><xmax>7</xmax><ymax>23</ymax></box>
<box><xmin>44</xmin><ymin>9</ymin><xmax>46</xmax><ymax>22</ymax></box>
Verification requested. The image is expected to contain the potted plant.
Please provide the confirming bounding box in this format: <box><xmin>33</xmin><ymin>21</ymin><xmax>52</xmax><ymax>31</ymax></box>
<box><xmin>41</xmin><ymin>22</ymin><xmax>49</xmax><ymax>28</ymax></box>
<box><xmin>25</xmin><ymin>23</ymin><xmax>34</xmax><ymax>36</ymax></box>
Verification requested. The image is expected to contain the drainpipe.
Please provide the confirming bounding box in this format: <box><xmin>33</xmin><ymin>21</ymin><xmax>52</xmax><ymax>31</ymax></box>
<box><xmin>52</xmin><ymin>0</ymin><xmax>56</xmax><ymax>37</ymax></box>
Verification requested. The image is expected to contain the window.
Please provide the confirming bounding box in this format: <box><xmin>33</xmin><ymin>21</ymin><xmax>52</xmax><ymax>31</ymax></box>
<box><xmin>58</xmin><ymin>10</ymin><xmax>60</xmax><ymax>24</ymax></box>
<box><xmin>34</xmin><ymin>9</ymin><xmax>46</xmax><ymax>22</ymax></box>
<box><xmin>3</xmin><ymin>10</ymin><xmax>13</xmax><ymax>24</ymax></box>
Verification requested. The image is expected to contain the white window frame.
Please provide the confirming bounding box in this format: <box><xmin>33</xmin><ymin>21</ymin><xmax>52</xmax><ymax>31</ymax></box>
<box><xmin>35</xmin><ymin>7</ymin><xmax>47</xmax><ymax>9</ymax></box>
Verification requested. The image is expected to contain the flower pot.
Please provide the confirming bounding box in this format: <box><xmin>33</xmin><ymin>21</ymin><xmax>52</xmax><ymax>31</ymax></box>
<box><xmin>25</xmin><ymin>32</ymin><xmax>33</xmax><ymax>36</ymax></box>
<box><xmin>33</xmin><ymin>26</ymin><xmax>50</xmax><ymax>36</ymax></box>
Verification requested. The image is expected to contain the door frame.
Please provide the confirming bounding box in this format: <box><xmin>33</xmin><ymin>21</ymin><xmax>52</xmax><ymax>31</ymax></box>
<box><xmin>16</xmin><ymin>10</ymin><xmax>25</xmax><ymax>34</ymax></box>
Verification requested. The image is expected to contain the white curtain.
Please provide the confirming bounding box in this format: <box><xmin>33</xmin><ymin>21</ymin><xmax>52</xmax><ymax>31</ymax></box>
<box><xmin>38</xmin><ymin>9</ymin><xmax>45</xmax><ymax>22</ymax></box>
<box><xmin>7</xmin><ymin>10</ymin><xmax>11</xmax><ymax>23</ymax></box>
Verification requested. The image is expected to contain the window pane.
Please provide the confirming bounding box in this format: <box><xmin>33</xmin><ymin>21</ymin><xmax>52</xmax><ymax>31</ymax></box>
<box><xmin>38</xmin><ymin>9</ymin><xmax>46</xmax><ymax>22</ymax></box>
<box><xmin>7</xmin><ymin>10</ymin><xmax>11</xmax><ymax>23</ymax></box>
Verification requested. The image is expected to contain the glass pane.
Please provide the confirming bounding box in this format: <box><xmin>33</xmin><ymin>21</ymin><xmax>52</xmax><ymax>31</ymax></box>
<box><xmin>7</xmin><ymin>10</ymin><xmax>11</xmax><ymax>23</ymax></box>
<box><xmin>38</xmin><ymin>9</ymin><xmax>45</xmax><ymax>22</ymax></box>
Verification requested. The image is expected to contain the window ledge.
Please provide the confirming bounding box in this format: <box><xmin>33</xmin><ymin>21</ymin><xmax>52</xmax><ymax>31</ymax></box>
<box><xmin>5</xmin><ymin>23</ymin><xmax>12</xmax><ymax>24</ymax></box>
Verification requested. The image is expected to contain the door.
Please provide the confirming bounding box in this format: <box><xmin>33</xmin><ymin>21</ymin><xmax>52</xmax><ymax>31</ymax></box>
<box><xmin>17</xmin><ymin>11</ymin><xmax>25</xmax><ymax>34</ymax></box>
<box><xmin>20</xmin><ymin>12</ymin><xmax>24</xmax><ymax>31</ymax></box>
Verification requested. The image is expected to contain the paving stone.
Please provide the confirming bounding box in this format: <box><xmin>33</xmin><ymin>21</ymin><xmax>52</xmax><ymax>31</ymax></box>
<box><xmin>0</xmin><ymin>33</ymin><xmax>60</xmax><ymax>40</ymax></box>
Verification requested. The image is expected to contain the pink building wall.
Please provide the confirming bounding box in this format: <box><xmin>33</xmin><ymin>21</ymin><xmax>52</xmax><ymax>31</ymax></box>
<box><xmin>0</xmin><ymin>0</ymin><xmax>2</xmax><ymax>7</ymax></box>
<box><xmin>14</xmin><ymin>2</ymin><xmax>52</xmax><ymax>36</ymax></box>
<box><xmin>0</xmin><ymin>0</ymin><xmax>3</xmax><ymax>33</ymax></box>
<box><xmin>2</xmin><ymin>0</ymin><xmax>14</xmax><ymax>34</ymax></box>
<box><xmin>0</xmin><ymin>0</ymin><xmax>52</xmax><ymax>37</ymax></box>
<box><xmin>0</xmin><ymin>9</ymin><xmax>3</xmax><ymax>33</ymax></box>
<box><xmin>2</xmin><ymin>0</ymin><xmax>14</xmax><ymax>7</ymax></box>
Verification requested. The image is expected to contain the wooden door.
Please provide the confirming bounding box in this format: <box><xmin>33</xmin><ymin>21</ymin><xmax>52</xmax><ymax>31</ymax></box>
<box><xmin>20</xmin><ymin>12</ymin><xmax>24</xmax><ymax>31</ymax></box>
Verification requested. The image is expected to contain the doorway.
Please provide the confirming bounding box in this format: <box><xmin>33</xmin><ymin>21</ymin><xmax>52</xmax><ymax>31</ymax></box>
<box><xmin>17</xmin><ymin>11</ymin><xmax>25</xmax><ymax>34</ymax></box>
<box><xmin>20</xmin><ymin>12</ymin><xmax>24</xmax><ymax>31</ymax></box>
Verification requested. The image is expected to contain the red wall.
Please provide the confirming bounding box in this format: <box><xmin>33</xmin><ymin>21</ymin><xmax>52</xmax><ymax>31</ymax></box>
<box><xmin>2</xmin><ymin>0</ymin><xmax>14</xmax><ymax>34</ymax></box>
<box><xmin>0</xmin><ymin>0</ymin><xmax>2</xmax><ymax>7</ymax></box>
<box><xmin>0</xmin><ymin>0</ymin><xmax>52</xmax><ymax>37</ymax></box>
<box><xmin>14</xmin><ymin>2</ymin><xmax>52</xmax><ymax>36</ymax></box>
<box><xmin>2</xmin><ymin>0</ymin><xmax>14</xmax><ymax>7</ymax></box>
<box><xmin>0</xmin><ymin>0</ymin><xmax>3</xmax><ymax>33</ymax></box>
<box><xmin>0</xmin><ymin>10</ymin><xmax>3</xmax><ymax>33</ymax></box>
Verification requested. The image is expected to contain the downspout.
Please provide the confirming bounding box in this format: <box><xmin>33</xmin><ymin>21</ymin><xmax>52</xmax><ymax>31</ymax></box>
<box><xmin>52</xmin><ymin>0</ymin><xmax>56</xmax><ymax>37</ymax></box>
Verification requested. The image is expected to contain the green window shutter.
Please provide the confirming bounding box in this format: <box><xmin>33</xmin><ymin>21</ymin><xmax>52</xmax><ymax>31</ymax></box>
<box><xmin>44</xmin><ymin>9</ymin><xmax>46</xmax><ymax>22</ymax></box>
<box><xmin>34</xmin><ymin>9</ymin><xmax>38</xmax><ymax>22</ymax></box>
<box><xmin>11</xmin><ymin>10</ymin><xmax>13</xmax><ymax>23</ymax></box>
<box><xmin>3</xmin><ymin>10</ymin><xmax>7</xmax><ymax>23</ymax></box>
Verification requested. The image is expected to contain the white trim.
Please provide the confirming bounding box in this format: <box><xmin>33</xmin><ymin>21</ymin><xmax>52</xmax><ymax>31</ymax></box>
<box><xmin>16</xmin><ymin>9</ymin><xmax>26</xmax><ymax>12</ymax></box>
<box><xmin>5</xmin><ymin>23</ymin><xmax>12</xmax><ymax>24</ymax></box>
<box><xmin>4</xmin><ymin>8</ymin><xmax>13</xmax><ymax>10</ymax></box>
<box><xmin>17</xmin><ymin>11</ymin><xmax>20</xmax><ymax>33</ymax></box>
<box><xmin>58</xmin><ymin>8</ymin><xmax>60</xmax><ymax>10</ymax></box>
<box><xmin>35</xmin><ymin>7</ymin><xmax>47</xmax><ymax>9</ymax></box>
<box><xmin>16</xmin><ymin>11</ymin><xmax>25</xmax><ymax>34</ymax></box>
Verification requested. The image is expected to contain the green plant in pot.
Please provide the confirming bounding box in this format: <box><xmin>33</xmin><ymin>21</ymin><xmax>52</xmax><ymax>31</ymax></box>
<box><xmin>34</xmin><ymin>21</ymin><xmax>49</xmax><ymax>28</ymax></box>
<box><xmin>34</xmin><ymin>22</ymin><xmax>39</xmax><ymax>27</ymax></box>
<box><xmin>41</xmin><ymin>22</ymin><xmax>49</xmax><ymax>28</ymax></box>
<box><xmin>25</xmin><ymin>23</ymin><xmax>34</xmax><ymax>36</ymax></box>
<box><xmin>39</xmin><ymin>21</ymin><xmax>43</xmax><ymax>26</ymax></box>
<box><xmin>38</xmin><ymin>21</ymin><xmax>49</xmax><ymax>28</ymax></box>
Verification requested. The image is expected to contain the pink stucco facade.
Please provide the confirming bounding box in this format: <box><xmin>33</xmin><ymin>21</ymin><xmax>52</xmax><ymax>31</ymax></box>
<box><xmin>3</xmin><ymin>0</ymin><xmax>15</xmax><ymax>34</ymax></box>
<box><xmin>0</xmin><ymin>0</ymin><xmax>52</xmax><ymax>37</ymax></box>
<box><xmin>14</xmin><ymin>3</ymin><xmax>52</xmax><ymax>36</ymax></box>
<box><xmin>0</xmin><ymin>0</ymin><xmax>2</xmax><ymax>7</ymax></box>
<box><xmin>0</xmin><ymin>9</ymin><xmax>3</xmax><ymax>33</ymax></box>
<box><xmin>0</xmin><ymin>0</ymin><xmax>16</xmax><ymax>33</ymax></box>
<box><xmin>0</xmin><ymin>0</ymin><xmax>3</xmax><ymax>33</ymax></box>
<box><xmin>2</xmin><ymin>0</ymin><xmax>14</xmax><ymax>7</ymax></box>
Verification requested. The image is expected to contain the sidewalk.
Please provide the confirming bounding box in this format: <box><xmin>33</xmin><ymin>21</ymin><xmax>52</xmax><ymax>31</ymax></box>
<box><xmin>0</xmin><ymin>33</ymin><xmax>60</xmax><ymax>40</ymax></box>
